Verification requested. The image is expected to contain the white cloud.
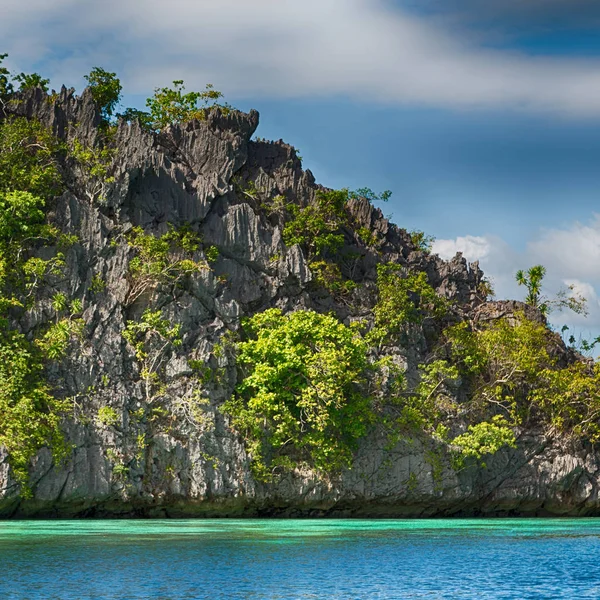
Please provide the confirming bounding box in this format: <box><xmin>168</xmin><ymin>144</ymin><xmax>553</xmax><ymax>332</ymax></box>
<box><xmin>432</xmin><ymin>235</ymin><xmax>491</xmax><ymax>263</ymax></box>
<box><xmin>3</xmin><ymin>0</ymin><xmax>600</xmax><ymax>115</ymax></box>
<box><xmin>528</xmin><ymin>215</ymin><xmax>600</xmax><ymax>281</ymax></box>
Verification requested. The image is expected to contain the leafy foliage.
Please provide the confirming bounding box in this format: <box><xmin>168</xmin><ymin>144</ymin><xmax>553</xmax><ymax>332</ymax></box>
<box><xmin>308</xmin><ymin>260</ymin><xmax>356</xmax><ymax>297</ymax></box>
<box><xmin>409</xmin><ymin>230</ymin><xmax>435</xmax><ymax>254</ymax></box>
<box><xmin>282</xmin><ymin>189</ymin><xmax>359</xmax><ymax>296</ymax></box>
<box><xmin>444</xmin><ymin>317</ymin><xmax>552</xmax><ymax>419</ymax></box>
<box><xmin>70</xmin><ymin>138</ymin><xmax>116</xmax><ymax>204</ymax></box>
<box><xmin>125</xmin><ymin>225</ymin><xmax>207</xmax><ymax>305</ymax></box>
<box><xmin>283</xmin><ymin>189</ymin><xmax>348</xmax><ymax>256</ymax></box>
<box><xmin>281</xmin><ymin>186</ymin><xmax>396</xmax><ymax>295</ymax></box>
<box><xmin>516</xmin><ymin>264</ymin><xmax>587</xmax><ymax>316</ymax></box>
<box><xmin>516</xmin><ymin>265</ymin><xmax>546</xmax><ymax>312</ymax></box>
<box><xmin>0</xmin><ymin>323</ymin><xmax>70</xmax><ymax>490</ymax></box>
<box><xmin>84</xmin><ymin>67</ymin><xmax>122</xmax><ymax>122</ymax></box>
<box><xmin>35</xmin><ymin>305</ymin><xmax>84</xmax><ymax>361</ymax></box>
<box><xmin>222</xmin><ymin>309</ymin><xmax>375</xmax><ymax>480</ymax></box>
<box><xmin>0</xmin><ymin>53</ymin><xmax>12</xmax><ymax>100</ymax></box>
<box><xmin>14</xmin><ymin>72</ymin><xmax>50</xmax><ymax>93</ymax></box>
<box><xmin>0</xmin><ymin>112</ymin><xmax>81</xmax><ymax>489</ymax></box>
<box><xmin>96</xmin><ymin>406</ymin><xmax>120</xmax><ymax>427</ymax></box>
<box><xmin>477</xmin><ymin>277</ymin><xmax>495</xmax><ymax>301</ymax></box>
<box><xmin>204</xmin><ymin>245</ymin><xmax>219</xmax><ymax>264</ymax></box>
<box><xmin>348</xmin><ymin>187</ymin><xmax>392</xmax><ymax>204</ymax></box>
<box><xmin>89</xmin><ymin>274</ymin><xmax>106</xmax><ymax>293</ymax></box>
<box><xmin>123</xmin><ymin>309</ymin><xmax>182</xmax><ymax>402</ymax></box>
<box><xmin>0</xmin><ymin>53</ymin><xmax>50</xmax><ymax>100</ymax></box>
<box><xmin>452</xmin><ymin>416</ymin><xmax>516</xmax><ymax>465</ymax></box>
<box><xmin>530</xmin><ymin>361</ymin><xmax>600</xmax><ymax>441</ymax></box>
<box><xmin>0</xmin><ymin>190</ymin><xmax>46</xmax><ymax>245</ymax></box>
<box><xmin>412</xmin><ymin>315</ymin><xmax>600</xmax><ymax>460</ymax></box>
<box><xmin>122</xmin><ymin>81</ymin><xmax>231</xmax><ymax>131</ymax></box>
<box><xmin>0</xmin><ymin>188</ymin><xmax>75</xmax><ymax>305</ymax></box>
<box><xmin>0</xmin><ymin>116</ymin><xmax>63</xmax><ymax>198</ymax></box>
<box><xmin>370</xmin><ymin>264</ymin><xmax>448</xmax><ymax>345</ymax></box>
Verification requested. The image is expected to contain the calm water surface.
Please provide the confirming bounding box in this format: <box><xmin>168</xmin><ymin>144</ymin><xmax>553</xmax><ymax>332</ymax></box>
<box><xmin>1</xmin><ymin>518</ymin><xmax>600</xmax><ymax>599</ymax></box>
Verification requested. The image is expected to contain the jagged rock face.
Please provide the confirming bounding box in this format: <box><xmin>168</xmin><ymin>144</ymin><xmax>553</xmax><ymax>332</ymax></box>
<box><xmin>0</xmin><ymin>89</ymin><xmax>597</xmax><ymax>518</ymax></box>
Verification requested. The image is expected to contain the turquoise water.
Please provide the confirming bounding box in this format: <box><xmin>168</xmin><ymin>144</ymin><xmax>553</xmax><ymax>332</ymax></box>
<box><xmin>2</xmin><ymin>519</ymin><xmax>600</xmax><ymax>599</ymax></box>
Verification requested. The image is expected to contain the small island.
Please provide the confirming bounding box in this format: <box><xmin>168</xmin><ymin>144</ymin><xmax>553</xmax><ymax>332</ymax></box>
<box><xmin>0</xmin><ymin>60</ymin><xmax>598</xmax><ymax>519</ymax></box>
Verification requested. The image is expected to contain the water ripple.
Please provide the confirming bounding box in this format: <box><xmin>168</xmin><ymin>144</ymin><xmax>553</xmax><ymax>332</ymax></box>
<box><xmin>1</xmin><ymin>519</ymin><xmax>600</xmax><ymax>599</ymax></box>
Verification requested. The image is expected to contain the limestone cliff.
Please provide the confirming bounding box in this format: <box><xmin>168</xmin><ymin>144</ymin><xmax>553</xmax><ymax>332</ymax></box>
<box><xmin>0</xmin><ymin>87</ymin><xmax>598</xmax><ymax>518</ymax></box>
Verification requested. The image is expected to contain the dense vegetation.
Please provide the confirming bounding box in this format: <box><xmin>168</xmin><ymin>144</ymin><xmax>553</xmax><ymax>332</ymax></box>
<box><xmin>0</xmin><ymin>59</ymin><xmax>82</xmax><ymax>488</ymax></box>
<box><xmin>222</xmin><ymin>309</ymin><xmax>375</xmax><ymax>480</ymax></box>
<box><xmin>0</xmin><ymin>53</ymin><xmax>599</xmax><ymax>495</ymax></box>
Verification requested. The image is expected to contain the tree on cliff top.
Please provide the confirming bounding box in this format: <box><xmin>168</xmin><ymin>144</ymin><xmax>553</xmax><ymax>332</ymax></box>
<box><xmin>0</xmin><ymin>54</ymin><xmax>50</xmax><ymax>105</ymax></box>
<box><xmin>84</xmin><ymin>67</ymin><xmax>122</xmax><ymax>122</ymax></box>
<box><xmin>119</xmin><ymin>80</ymin><xmax>231</xmax><ymax>131</ymax></box>
<box><xmin>516</xmin><ymin>264</ymin><xmax>587</xmax><ymax>316</ymax></box>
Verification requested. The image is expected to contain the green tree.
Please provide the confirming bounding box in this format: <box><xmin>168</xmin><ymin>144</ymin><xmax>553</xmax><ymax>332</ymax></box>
<box><xmin>516</xmin><ymin>264</ymin><xmax>587</xmax><ymax>316</ymax></box>
<box><xmin>69</xmin><ymin>138</ymin><xmax>116</xmax><ymax>204</ymax></box>
<box><xmin>283</xmin><ymin>189</ymin><xmax>348</xmax><ymax>257</ymax></box>
<box><xmin>516</xmin><ymin>265</ymin><xmax>547</xmax><ymax>312</ymax></box>
<box><xmin>14</xmin><ymin>72</ymin><xmax>50</xmax><ymax>93</ymax></box>
<box><xmin>125</xmin><ymin>225</ymin><xmax>208</xmax><ymax>305</ymax></box>
<box><xmin>422</xmin><ymin>315</ymin><xmax>600</xmax><ymax>452</ymax></box>
<box><xmin>0</xmin><ymin>322</ymin><xmax>70</xmax><ymax>490</ymax></box>
<box><xmin>0</xmin><ymin>190</ymin><xmax>46</xmax><ymax>246</ymax></box>
<box><xmin>123</xmin><ymin>309</ymin><xmax>182</xmax><ymax>402</ymax></box>
<box><xmin>84</xmin><ymin>67</ymin><xmax>122</xmax><ymax>122</ymax></box>
<box><xmin>0</xmin><ymin>117</ymin><xmax>63</xmax><ymax>198</ymax></box>
<box><xmin>122</xmin><ymin>80</ymin><xmax>231</xmax><ymax>131</ymax></box>
<box><xmin>369</xmin><ymin>264</ymin><xmax>448</xmax><ymax>346</ymax></box>
<box><xmin>408</xmin><ymin>230</ymin><xmax>435</xmax><ymax>253</ymax></box>
<box><xmin>349</xmin><ymin>187</ymin><xmax>392</xmax><ymax>204</ymax></box>
<box><xmin>222</xmin><ymin>309</ymin><xmax>374</xmax><ymax>480</ymax></box>
<box><xmin>0</xmin><ymin>53</ymin><xmax>13</xmax><ymax>101</ymax></box>
<box><xmin>452</xmin><ymin>416</ymin><xmax>516</xmax><ymax>466</ymax></box>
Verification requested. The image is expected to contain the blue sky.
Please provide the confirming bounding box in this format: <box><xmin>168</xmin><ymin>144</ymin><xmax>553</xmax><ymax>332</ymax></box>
<box><xmin>3</xmin><ymin>0</ymin><xmax>600</xmax><ymax>344</ymax></box>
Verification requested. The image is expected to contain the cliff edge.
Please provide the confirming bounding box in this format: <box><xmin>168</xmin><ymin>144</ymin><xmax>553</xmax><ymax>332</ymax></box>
<box><xmin>0</xmin><ymin>87</ymin><xmax>597</xmax><ymax>518</ymax></box>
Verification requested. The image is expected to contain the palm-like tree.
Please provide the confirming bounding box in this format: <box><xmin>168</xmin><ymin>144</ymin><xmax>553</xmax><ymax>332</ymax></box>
<box><xmin>515</xmin><ymin>265</ymin><xmax>548</xmax><ymax>315</ymax></box>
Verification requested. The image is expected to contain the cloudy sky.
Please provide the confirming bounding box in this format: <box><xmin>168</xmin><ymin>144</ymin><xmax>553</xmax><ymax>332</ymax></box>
<box><xmin>3</xmin><ymin>0</ymin><xmax>600</xmax><ymax>344</ymax></box>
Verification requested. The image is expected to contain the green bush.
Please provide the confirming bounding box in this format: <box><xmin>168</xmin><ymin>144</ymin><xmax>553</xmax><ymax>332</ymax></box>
<box><xmin>516</xmin><ymin>264</ymin><xmax>587</xmax><ymax>316</ymax></box>
<box><xmin>370</xmin><ymin>264</ymin><xmax>448</xmax><ymax>346</ymax></box>
<box><xmin>0</xmin><ymin>53</ymin><xmax>50</xmax><ymax>98</ymax></box>
<box><xmin>0</xmin><ymin>190</ymin><xmax>46</xmax><ymax>244</ymax></box>
<box><xmin>283</xmin><ymin>189</ymin><xmax>348</xmax><ymax>257</ymax></box>
<box><xmin>408</xmin><ymin>230</ymin><xmax>435</xmax><ymax>253</ymax></box>
<box><xmin>126</xmin><ymin>225</ymin><xmax>207</xmax><ymax>305</ymax></box>
<box><xmin>349</xmin><ymin>187</ymin><xmax>392</xmax><ymax>204</ymax></box>
<box><xmin>69</xmin><ymin>138</ymin><xmax>116</xmax><ymax>204</ymax></box>
<box><xmin>452</xmin><ymin>416</ymin><xmax>516</xmax><ymax>466</ymax></box>
<box><xmin>409</xmin><ymin>315</ymin><xmax>600</xmax><ymax>463</ymax></box>
<box><xmin>123</xmin><ymin>309</ymin><xmax>182</xmax><ymax>403</ymax></box>
<box><xmin>14</xmin><ymin>72</ymin><xmax>50</xmax><ymax>93</ymax></box>
<box><xmin>121</xmin><ymin>81</ymin><xmax>231</xmax><ymax>131</ymax></box>
<box><xmin>97</xmin><ymin>406</ymin><xmax>120</xmax><ymax>427</ymax></box>
<box><xmin>222</xmin><ymin>309</ymin><xmax>374</xmax><ymax>480</ymax></box>
<box><xmin>0</xmin><ymin>323</ymin><xmax>69</xmax><ymax>490</ymax></box>
<box><xmin>0</xmin><ymin>117</ymin><xmax>63</xmax><ymax>198</ymax></box>
<box><xmin>84</xmin><ymin>67</ymin><xmax>122</xmax><ymax>122</ymax></box>
<box><xmin>0</xmin><ymin>53</ymin><xmax>11</xmax><ymax>99</ymax></box>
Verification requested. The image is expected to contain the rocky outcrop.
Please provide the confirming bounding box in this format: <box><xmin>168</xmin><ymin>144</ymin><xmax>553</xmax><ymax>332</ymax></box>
<box><xmin>0</xmin><ymin>88</ymin><xmax>597</xmax><ymax>518</ymax></box>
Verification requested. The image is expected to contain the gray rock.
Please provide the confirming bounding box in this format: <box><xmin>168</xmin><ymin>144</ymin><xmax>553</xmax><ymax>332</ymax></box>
<box><xmin>0</xmin><ymin>87</ymin><xmax>596</xmax><ymax>518</ymax></box>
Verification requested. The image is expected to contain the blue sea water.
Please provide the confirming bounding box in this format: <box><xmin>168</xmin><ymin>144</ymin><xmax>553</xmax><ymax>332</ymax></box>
<box><xmin>1</xmin><ymin>519</ymin><xmax>600</xmax><ymax>599</ymax></box>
